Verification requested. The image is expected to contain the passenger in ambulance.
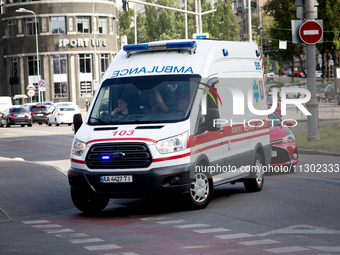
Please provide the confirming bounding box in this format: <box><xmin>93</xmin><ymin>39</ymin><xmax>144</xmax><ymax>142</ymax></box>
<box><xmin>147</xmin><ymin>88</ymin><xmax>169</xmax><ymax>115</ymax></box>
<box><xmin>111</xmin><ymin>97</ymin><xmax>129</xmax><ymax>117</ymax></box>
<box><xmin>177</xmin><ymin>94</ymin><xmax>190</xmax><ymax>113</ymax></box>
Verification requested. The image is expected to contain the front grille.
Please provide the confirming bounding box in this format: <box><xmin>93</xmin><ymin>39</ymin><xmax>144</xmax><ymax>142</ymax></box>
<box><xmin>271</xmin><ymin>145</ymin><xmax>291</xmax><ymax>164</ymax></box>
<box><xmin>86</xmin><ymin>143</ymin><xmax>152</xmax><ymax>169</ymax></box>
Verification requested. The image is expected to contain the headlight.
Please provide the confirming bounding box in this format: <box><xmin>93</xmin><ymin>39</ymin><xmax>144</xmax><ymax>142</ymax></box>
<box><xmin>156</xmin><ymin>131</ymin><xmax>188</xmax><ymax>154</ymax></box>
<box><xmin>283</xmin><ymin>130</ymin><xmax>295</xmax><ymax>143</ymax></box>
<box><xmin>71</xmin><ymin>138</ymin><xmax>86</xmax><ymax>156</ymax></box>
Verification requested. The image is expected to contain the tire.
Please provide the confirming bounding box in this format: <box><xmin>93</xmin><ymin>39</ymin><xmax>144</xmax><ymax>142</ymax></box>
<box><xmin>47</xmin><ymin>119</ymin><xmax>52</xmax><ymax>126</ymax></box>
<box><xmin>68</xmin><ymin>123</ymin><xmax>72</xmax><ymax>126</ymax></box>
<box><xmin>187</xmin><ymin>170</ymin><xmax>214</xmax><ymax>209</ymax></box>
<box><xmin>21</xmin><ymin>124</ymin><xmax>25</xmax><ymax>127</ymax></box>
<box><xmin>28</xmin><ymin>124</ymin><xmax>32</xmax><ymax>127</ymax></box>
<box><xmin>71</xmin><ymin>188</ymin><xmax>109</xmax><ymax>214</ymax></box>
<box><xmin>5</xmin><ymin>120</ymin><xmax>10</xmax><ymax>127</ymax></box>
<box><xmin>0</xmin><ymin>121</ymin><xmax>2</xmax><ymax>127</ymax></box>
<box><xmin>244</xmin><ymin>153</ymin><xmax>264</xmax><ymax>192</ymax></box>
<box><xmin>55</xmin><ymin>119</ymin><xmax>59</xmax><ymax>126</ymax></box>
<box><xmin>38</xmin><ymin>122</ymin><xmax>42</xmax><ymax>125</ymax></box>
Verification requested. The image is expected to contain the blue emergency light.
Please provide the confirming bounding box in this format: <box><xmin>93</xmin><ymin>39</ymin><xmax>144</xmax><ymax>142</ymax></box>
<box><xmin>102</xmin><ymin>156</ymin><xmax>110</xmax><ymax>160</ymax></box>
<box><xmin>256</xmin><ymin>50</ymin><xmax>261</xmax><ymax>57</ymax></box>
<box><xmin>123</xmin><ymin>41</ymin><xmax>197</xmax><ymax>55</ymax></box>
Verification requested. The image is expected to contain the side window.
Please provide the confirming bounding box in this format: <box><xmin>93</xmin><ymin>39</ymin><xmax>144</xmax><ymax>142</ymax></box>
<box><xmin>195</xmin><ymin>78</ymin><xmax>219</xmax><ymax>135</ymax></box>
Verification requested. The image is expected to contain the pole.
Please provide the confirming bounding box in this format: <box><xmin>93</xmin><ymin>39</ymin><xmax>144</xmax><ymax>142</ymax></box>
<box><xmin>185</xmin><ymin>0</ymin><xmax>187</xmax><ymax>39</ymax></box>
<box><xmin>33</xmin><ymin>12</ymin><xmax>40</xmax><ymax>103</ymax></box>
<box><xmin>134</xmin><ymin>6</ymin><xmax>137</xmax><ymax>44</ymax></box>
<box><xmin>248</xmin><ymin>0</ymin><xmax>252</xmax><ymax>42</ymax></box>
<box><xmin>194</xmin><ymin>0</ymin><xmax>199</xmax><ymax>33</ymax></box>
<box><xmin>198</xmin><ymin>0</ymin><xmax>202</xmax><ymax>33</ymax></box>
<box><xmin>259</xmin><ymin>6</ymin><xmax>263</xmax><ymax>56</ymax></box>
<box><xmin>305</xmin><ymin>0</ymin><xmax>319</xmax><ymax>140</ymax></box>
<box><xmin>92</xmin><ymin>0</ymin><xmax>98</xmax><ymax>97</ymax></box>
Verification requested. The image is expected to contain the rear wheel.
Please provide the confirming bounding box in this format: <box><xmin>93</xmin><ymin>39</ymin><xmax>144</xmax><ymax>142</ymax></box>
<box><xmin>5</xmin><ymin>120</ymin><xmax>10</xmax><ymax>127</ymax></box>
<box><xmin>244</xmin><ymin>153</ymin><xmax>264</xmax><ymax>192</ymax></box>
<box><xmin>28</xmin><ymin>124</ymin><xmax>32</xmax><ymax>127</ymax></box>
<box><xmin>21</xmin><ymin>124</ymin><xmax>25</xmax><ymax>127</ymax></box>
<box><xmin>187</xmin><ymin>170</ymin><xmax>213</xmax><ymax>209</ymax></box>
<box><xmin>55</xmin><ymin>119</ymin><xmax>59</xmax><ymax>126</ymax></box>
<box><xmin>71</xmin><ymin>188</ymin><xmax>109</xmax><ymax>214</ymax></box>
<box><xmin>38</xmin><ymin>122</ymin><xmax>42</xmax><ymax>125</ymax></box>
<box><xmin>47</xmin><ymin>119</ymin><xmax>52</xmax><ymax>126</ymax></box>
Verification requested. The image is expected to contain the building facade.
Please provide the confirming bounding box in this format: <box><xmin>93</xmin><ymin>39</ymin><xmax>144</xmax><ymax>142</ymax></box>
<box><xmin>0</xmin><ymin>0</ymin><xmax>119</xmax><ymax>107</ymax></box>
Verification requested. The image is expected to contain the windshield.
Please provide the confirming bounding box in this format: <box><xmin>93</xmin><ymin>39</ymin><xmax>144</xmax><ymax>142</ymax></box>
<box><xmin>88</xmin><ymin>75</ymin><xmax>201</xmax><ymax>125</ymax></box>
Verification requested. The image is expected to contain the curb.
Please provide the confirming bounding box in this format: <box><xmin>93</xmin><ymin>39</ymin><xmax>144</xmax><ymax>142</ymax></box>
<box><xmin>292</xmin><ymin>118</ymin><xmax>340</xmax><ymax>123</ymax></box>
<box><xmin>299</xmin><ymin>149</ymin><xmax>340</xmax><ymax>157</ymax></box>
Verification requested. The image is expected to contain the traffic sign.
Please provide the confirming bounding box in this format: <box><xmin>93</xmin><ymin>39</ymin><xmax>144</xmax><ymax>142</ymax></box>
<box><xmin>27</xmin><ymin>82</ymin><xmax>35</xmax><ymax>90</ymax></box>
<box><xmin>27</xmin><ymin>89</ymin><xmax>35</xmax><ymax>97</ymax></box>
<box><xmin>38</xmin><ymin>79</ymin><xmax>45</xmax><ymax>87</ymax></box>
<box><xmin>299</xmin><ymin>21</ymin><xmax>323</xmax><ymax>44</ymax></box>
<box><xmin>39</xmin><ymin>87</ymin><xmax>46</xmax><ymax>92</ymax></box>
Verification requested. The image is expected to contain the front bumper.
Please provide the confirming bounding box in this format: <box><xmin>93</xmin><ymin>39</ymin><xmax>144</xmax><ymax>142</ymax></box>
<box><xmin>68</xmin><ymin>164</ymin><xmax>192</xmax><ymax>198</ymax></box>
<box><xmin>270</xmin><ymin>143</ymin><xmax>299</xmax><ymax>166</ymax></box>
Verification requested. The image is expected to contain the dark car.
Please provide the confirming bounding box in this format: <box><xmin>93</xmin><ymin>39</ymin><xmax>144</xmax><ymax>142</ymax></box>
<box><xmin>0</xmin><ymin>107</ymin><xmax>32</xmax><ymax>127</ymax></box>
<box><xmin>25</xmin><ymin>105</ymin><xmax>50</xmax><ymax>124</ymax></box>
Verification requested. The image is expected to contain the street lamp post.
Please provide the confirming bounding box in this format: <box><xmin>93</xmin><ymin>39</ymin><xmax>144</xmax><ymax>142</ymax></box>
<box><xmin>16</xmin><ymin>8</ymin><xmax>40</xmax><ymax>103</ymax></box>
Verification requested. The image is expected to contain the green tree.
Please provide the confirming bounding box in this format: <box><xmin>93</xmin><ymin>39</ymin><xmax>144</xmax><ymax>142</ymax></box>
<box><xmin>118</xmin><ymin>8</ymin><xmax>135</xmax><ymax>45</ymax></box>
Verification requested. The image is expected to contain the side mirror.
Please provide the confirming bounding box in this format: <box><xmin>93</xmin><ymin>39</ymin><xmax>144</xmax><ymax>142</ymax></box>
<box><xmin>284</xmin><ymin>121</ymin><xmax>293</xmax><ymax>127</ymax></box>
<box><xmin>73</xmin><ymin>113</ymin><xmax>83</xmax><ymax>134</ymax></box>
<box><xmin>205</xmin><ymin>108</ymin><xmax>220</xmax><ymax>132</ymax></box>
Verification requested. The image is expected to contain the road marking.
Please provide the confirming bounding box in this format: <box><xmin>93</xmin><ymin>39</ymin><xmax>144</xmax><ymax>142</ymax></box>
<box><xmin>44</xmin><ymin>229</ymin><xmax>74</xmax><ymax>234</ymax></box>
<box><xmin>32</xmin><ymin>224</ymin><xmax>62</xmax><ymax>228</ymax></box>
<box><xmin>263</xmin><ymin>246</ymin><xmax>311</xmax><ymax>253</ymax></box>
<box><xmin>184</xmin><ymin>245</ymin><xmax>211</xmax><ymax>249</ymax></box>
<box><xmin>257</xmin><ymin>225</ymin><xmax>340</xmax><ymax>236</ymax></box>
<box><xmin>238</xmin><ymin>239</ymin><xmax>281</xmax><ymax>246</ymax></box>
<box><xmin>140</xmin><ymin>216</ymin><xmax>172</xmax><ymax>221</ymax></box>
<box><xmin>215</xmin><ymin>233</ymin><xmax>254</xmax><ymax>240</ymax></box>
<box><xmin>156</xmin><ymin>220</ymin><xmax>186</xmax><ymax>224</ymax></box>
<box><xmin>84</xmin><ymin>244</ymin><xmax>121</xmax><ymax>251</ymax></box>
<box><xmin>56</xmin><ymin>233</ymin><xmax>89</xmax><ymax>238</ymax></box>
<box><xmin>309</xmin><ymin>246</ymin><xmax>340</xmax><ymax>252</ymax></box>
<box><xmin>69</xmin><ymin>238</ymin><xmax>104</xmax><ymax>244</ymax></box>
<box><xmin>22</xmin><ymin>220</ymin><xmax>50</xmax><ymax>224</ymax></box>
<box><xmin>174</xmin><ymin>224</ymin><xmax>210</xmax><ymax>229</ymax></box>
<box><xmin>193</xmin><ymin>228</ymin><xmax>231</xmax><ymax>234</ymax></box>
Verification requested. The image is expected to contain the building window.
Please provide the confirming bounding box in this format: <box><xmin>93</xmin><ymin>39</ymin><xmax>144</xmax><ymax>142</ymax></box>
<box><xmin>53</xmin><ymin>55</ymin><xmax>68</xmax><ymax>98</ymax></box>
<box><xmin>26</xmin><ymin>18</ymin><xmax>39</xmax><ymax>36</ymax></box>
<box><xmin>51</xmin><ymin>17</ymin><xmax>65</xmax><ymax>34</ymax></box>
<box><xmin>80</xmin><ymin>81</ymin><xmax>92</xmax><ymax>97</ymax></box>
<box><xmin>100</xmin><ymin>54</ymin><xmax>109</xmax><ymax>77</ymax></box>
<box><xmin>79</xmin><ymin>54</ymin><xmax>91</xmax><ymax>73</ymax></box>
<box><xmin>8</xmin><ymin>20</ymin><xmax>17</xmax><ymax>37</ymax></box>
<box><xmin>9</xmin><ymin>58</ymin><xmax>18</xmax><ymax>77</ymax></box>
<box><xmin>28</xmin><ymin>56</ymin><xmax>40</xmax><ymax>75</ymax></box>
<box><xmin>77</xmin><ymin>17</ymin><xmax>90</xmax><ymax>34</ymax></box>
<box><xmin>98</xmin><ymin>17</ymin><xmax>107</xmax><ymax>34</ymax></box>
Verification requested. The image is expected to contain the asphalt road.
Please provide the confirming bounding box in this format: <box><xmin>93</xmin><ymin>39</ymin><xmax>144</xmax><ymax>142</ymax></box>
<box><xmin>0</xmin><ymin>124</ymin><xmax>340</xmax><ymax>254</ymax></box>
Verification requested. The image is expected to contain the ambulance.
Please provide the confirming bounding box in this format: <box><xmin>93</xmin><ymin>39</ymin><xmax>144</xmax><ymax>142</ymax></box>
<box><xmin>69</xmin><ymin>39</ymin><xmax>272</xmax><ymax>213</ymax></box>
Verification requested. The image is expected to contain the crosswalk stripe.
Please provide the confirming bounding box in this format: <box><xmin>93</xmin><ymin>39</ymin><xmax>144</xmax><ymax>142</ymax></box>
<box><xmin>56</xmin><ymin>233</ymin><xmax>89</xmax><ymax>238</ymax></box>
<box><xmin>263</xmin><ymin>246</ymin><xmax>311</xmax><ymax>253</ymax></box>
<box><xmin>22</xmin><ymin>220</ymin><xmax>50</xmax><ymax>224</ymax></box>
<box><xmin>44</xmin><ymin>229</ymin><xmax>74</xmax><ymax>234</ymax></box>
<box><xmin>32</xmin><ymin>224</ymin><xmax>62</xmax><ymax>228</ymax></box>
<box><xmin>69</xmin><ymin>238</ymin><xmax>104</xmax><ymax>244</ymax></box>
<box><xmin>193</xmin><ymin>228</ymin><xmax>231</xmax><ymax>234</ymax></box>
<box><xmin>174</xmin><ymin>224</ymin><xmax>210</xmax><ymax>229</ymax></box>
<box><xmin>156</xmin><ymin>220</ymin><xmax>186</xmax><ymax>224</ymax></box>
<box><xmin>309</xmin><ymin>246</ymin><xmax>340</xmax><ymax>252</ymax></box>
<box><xmin>238</xmin><ymin>239</ymin><xmax>281</xmax><ymax>246</ymax></box>
<box><xmin>215</xmin><ymin>233</ymin><xmax>254</xmax><ymax>239</ymax></box>
<box><xmin>84</xmin><ymin>244</ymin><xmax>121</xmax><ymax>251</ymax></box>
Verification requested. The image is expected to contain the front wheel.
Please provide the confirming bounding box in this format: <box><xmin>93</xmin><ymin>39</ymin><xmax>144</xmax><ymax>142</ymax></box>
<box><xmin>71</xmin><ymin>188</ymin><xmax>110</xmax><ymax>214</ymax></box>
<box><xmin>187</xmin><ymin>171</ymin><xmax>213</xmax><ymax>209</ymax></box>
<box><xmin>244</xmin><ymin>153</ymin><xmax>264</xmax><ymax>192</ymax></box>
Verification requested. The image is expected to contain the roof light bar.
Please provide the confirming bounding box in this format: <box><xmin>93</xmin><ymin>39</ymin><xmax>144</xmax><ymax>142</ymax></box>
<box><xmin>123</xmin><ymin>41</ymin><xmax>197</xmax><ymax>56</ymax></box>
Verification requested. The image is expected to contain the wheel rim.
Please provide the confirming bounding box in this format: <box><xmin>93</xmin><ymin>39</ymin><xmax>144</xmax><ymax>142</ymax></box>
<box><xmin>254</xmin><ymin>159</ymin><xmax>263</xmax><ymax>185</ymax></box>
<box><xmin>190</xmin><ymin>173</ymin><xmax>209</xmax><ymax>203</ymax></box>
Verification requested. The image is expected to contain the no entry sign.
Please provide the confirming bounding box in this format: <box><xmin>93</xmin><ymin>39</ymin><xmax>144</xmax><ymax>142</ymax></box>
<box><xmin>299</xmin><ymin>21</ymin><xmax>323</xmax><ymax>44</ymax></box>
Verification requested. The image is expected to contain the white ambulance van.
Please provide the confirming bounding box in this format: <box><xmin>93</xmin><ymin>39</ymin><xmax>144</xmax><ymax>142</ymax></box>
<box><xmin>0</xmin><ymin>96</ymin><xmax>13</xmax><ymax>113</ymax></box>
<box><xmin>69</xmin><ymin>40</ymin><xmax>271</xmax><ymax>213</ymax></box>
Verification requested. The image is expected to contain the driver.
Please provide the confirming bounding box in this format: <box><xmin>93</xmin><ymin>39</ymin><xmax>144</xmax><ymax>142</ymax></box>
<box><xmin>111</xmin><ymin>97</ymin><xmax>129</xmax><ymax>117</ymax></box>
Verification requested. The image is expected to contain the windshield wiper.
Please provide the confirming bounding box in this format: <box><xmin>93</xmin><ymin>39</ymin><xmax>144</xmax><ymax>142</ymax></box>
<box><xmin>89</xmin><ymin>117</ymin><xmax>110</xmax><ymax>125</ymax></box>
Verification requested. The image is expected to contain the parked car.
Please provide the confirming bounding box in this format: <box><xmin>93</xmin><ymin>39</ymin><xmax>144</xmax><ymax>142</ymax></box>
<box><xmin>0</xmin><ymin>107</ymin><xmax>32</xmax><ymax>127</ymax></box>
<box><xmin>284</xmin><ymin>69</ymin><xmax>292</xmax><ymax>76</ymax></box>
<box><xmin>53</xmin><ymin>102</ymin><xmax>80</xmax><ymax>113</ymax></box>
<box><xmin>266</xmin><ymin>84</ymin><xmax>281</xmax><ymax>94</ymax></box>
<box><xmin>267</xmin><ymin>93</ymin><xmax>281</xmax><ymax>116</ymax></box>
<box><xmin>316</xmin><ymin>70</ymin><xmax>322</xmax><ymax>78</ymax></box>
<box><xmin>316</xmin><ymin>87</ymin><xmax>326</xmax><ymax>101</ymax></box>
<box><xmin>269</xmin><ymin>112</ymin><xmax>299</xmax><ymax>167</ymax></box>
<box><xmin>47</xmin><ymin>106</ymin><xmax>77</xmax><ymax>126</ymax></box>
<box><xmin>294</xmin><ymin>69</ymin><xmax>305</xmax><ymax>77</ymax></box>
<box><xmin>325</xmin><ymin>84</ymin><xmax>335</xmax><ymax>101</ymax></box>
<box><xmin>283</xmin><ymin>83</ymin><xmax>303</xmax><ymax>98</ymax></box>
<box><xmin>25</xmin><ymin>105</ymin><xmax>50</xmax><ymax>125</ymax></box>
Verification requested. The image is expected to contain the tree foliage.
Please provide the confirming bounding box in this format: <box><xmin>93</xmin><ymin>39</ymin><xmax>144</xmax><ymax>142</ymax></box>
<box><xmin>119</xmin><ymin>0</ymin><xmax>239</xmax><ymax>44</ymax></box>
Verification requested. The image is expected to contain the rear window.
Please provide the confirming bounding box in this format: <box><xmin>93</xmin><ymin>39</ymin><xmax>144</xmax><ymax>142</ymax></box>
<box><xmin>31</xmin><ymin>106</ymin><xmax>48</xmax><ymax>112</ymax></box>
<box><xmin>12</xmin><ymin>108</ymin><xmax>28</xmax><ymax>113</ymax></box>
<box><xmin>60</xmin><ymin>108</ymin><xmax>76</xmax><ymax>111</ymax></box>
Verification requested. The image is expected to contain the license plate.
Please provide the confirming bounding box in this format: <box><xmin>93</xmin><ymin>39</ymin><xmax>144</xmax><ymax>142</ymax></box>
<box><xmin>36</xmin><ymin>114</ymin><xmax>43</xmax><ymax>116</ymax></box>
<box><xmin>17</xmin><ymin>114</ymin><xmax>25</xmax><ymax>117</ymax></box>
<box><xmin>271</xmin><ymin>151</ymin><xmax>277</xmax><ymax>157</ymax></box>
<box><xmin>100</xmin><ymin>175</ymin><xmax>133</xmax><ymax>183</ymax></box>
